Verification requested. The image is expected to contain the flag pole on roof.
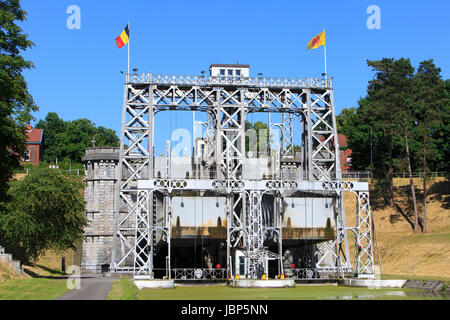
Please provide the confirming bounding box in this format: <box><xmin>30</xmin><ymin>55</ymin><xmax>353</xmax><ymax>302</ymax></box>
<box><xmin>115</xmin><ymin>23</ymin><xmax>130</xmax><ymax>74</ymax></box>
<box><xmin>128</xmin><ymin>21</ymin><xmax>130</xmax><ymax>75</ymax></box>
<box><xmin>307</xmin><ymin>29</ymin><xmax>327</xmax><ymax>80</ymax></box>
<box><xmin>324</xmin><ymin>28</ymin><xmax>327</xmax><ymax>81</ymax></box>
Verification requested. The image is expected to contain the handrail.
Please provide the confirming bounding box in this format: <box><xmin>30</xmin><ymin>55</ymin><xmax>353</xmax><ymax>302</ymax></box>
<box><xmin>126</xmin><ymin>73</ymin><xmax>332</xmax><ymax>89</ymax></box>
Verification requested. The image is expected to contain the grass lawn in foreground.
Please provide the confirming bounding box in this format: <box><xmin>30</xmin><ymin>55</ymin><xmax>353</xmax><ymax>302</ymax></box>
<box><xmin>0</xmin><ymin>278</ymin><xmax>70</xmax><ymax>300</ymax></box>
<box><xmin>107</xmin><ymin>277</ymin><xmax>138</xmax><ymax>300</ymax></box>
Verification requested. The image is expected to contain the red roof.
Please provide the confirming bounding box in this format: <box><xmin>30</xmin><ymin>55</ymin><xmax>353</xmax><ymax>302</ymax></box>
<box><xmin>25</xmin><ymin>128</ymin><xmax>43</xmax><ymax>144</ymax></box>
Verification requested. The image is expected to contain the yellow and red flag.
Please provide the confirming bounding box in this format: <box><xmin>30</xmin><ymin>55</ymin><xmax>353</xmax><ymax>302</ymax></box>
<box><xmin>115</xmin><ymin>24</ymin><xmax>129</xmax><ymax>48</ymax></box>
<box><xmin>307</xmin><ymin>30</ymin><xmax>326</xmax><ymax>50</ymax></box>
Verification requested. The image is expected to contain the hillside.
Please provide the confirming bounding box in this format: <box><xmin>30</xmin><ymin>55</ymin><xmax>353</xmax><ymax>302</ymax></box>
<box><xmin>0</xmin><ymin>261</ymin><xmax>21</xmax><ymax>281</ymax></box>
<box><xmin>344</xmin><ymin>177</ymin><xmax>450</xmax><ymax>279</ymax></box>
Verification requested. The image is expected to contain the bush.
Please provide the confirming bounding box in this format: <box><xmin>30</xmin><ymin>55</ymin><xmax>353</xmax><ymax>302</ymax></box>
<box><xmin>0</xmin><ymin>167</ymin><xmax>87</xmax><ymax>261</ymax></box>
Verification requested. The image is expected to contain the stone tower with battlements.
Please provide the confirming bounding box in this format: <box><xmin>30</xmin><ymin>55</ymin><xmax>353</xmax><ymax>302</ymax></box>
<box><xmin>81</xmin><ymin>147</ymin><xmax>120</xmax><ymax>273</ymax></box>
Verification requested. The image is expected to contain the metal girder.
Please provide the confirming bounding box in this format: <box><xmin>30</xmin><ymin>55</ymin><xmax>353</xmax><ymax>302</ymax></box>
<box><xmin>356</xmin><ymin>192</ymin><xmax>375</xmax><ymax>277</ymax></box>
<box><xmin>109</xmin><ymin>72</ymin><xmax>375</xmax><ymax>280</ymax></box>
<box><xmin>247</xmin><ymin>191</ymin><xmax>265</xmax><ymax>278</ymax></box>
<box><xmin>111</xmin><ymin>83</ymin><xmax>153</xmax><ymax>272</ymax></box>
<box><xmin>307</xmin><ymin>89</ymin><xmax>340</xmax><ymax>181</ymax></box>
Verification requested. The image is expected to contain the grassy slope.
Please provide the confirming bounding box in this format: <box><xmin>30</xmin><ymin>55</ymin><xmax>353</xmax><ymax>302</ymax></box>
<box><xmin>0</xmin><ymin>250</ymin><xmax>74</xmax><ymax>299</ymax></box>
<box><xmin>344</xmin><ymin>177</ymin><xmax>450</xmax><ymax>279</ymax></box>
<box><xmin>22</xmin><ymin>249</ymin><xmax>74</xmax><ymax>277</ymax></box>
<box><xmin>0</xmin><ymin>278</ymin><xmax>69</xmax><ymax>300</ymax></box>
<box><xmin>0</xmin><ymin>261</ymin><xmax>21</xmax><ymax>281</ymax></box>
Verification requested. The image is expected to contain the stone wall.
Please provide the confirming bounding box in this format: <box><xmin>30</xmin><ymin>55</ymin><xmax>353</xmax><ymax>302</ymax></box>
<box><xmin>81</xmin><ymin>147</ymin><xmax>119</xmax><ymax>273</ymax></box>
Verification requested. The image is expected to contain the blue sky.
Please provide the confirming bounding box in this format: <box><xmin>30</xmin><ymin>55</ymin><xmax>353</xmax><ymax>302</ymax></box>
<box><xmin>20</xmin><ymin>0</ymin><xmax>449</xmax><ymax>155</ymax></box>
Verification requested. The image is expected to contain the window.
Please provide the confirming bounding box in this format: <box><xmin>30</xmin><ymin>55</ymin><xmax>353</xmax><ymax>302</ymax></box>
<box><xmin>200</xmin><ymin>144</ymin><xmax>205</xmax><ymax>157</ymax></box>
<box><xmin>236</xmin><ymin>69</ymin><xmax>241</xmax><ymax>76</ymax></box>
<box><xmin>219</xmin><ymin>69</ymin><xmax>225</xmax><ymax>75</ymax></box>
<box><xmin>23</xmin><ymin>151</ymin><xmax>31</xmax><ymax>162</ymax></box>
<box><xmin>239</xmin><ymin>256</ymin><xmax>245</xmax><ymax>275</ymax></box>
<box><xmin>227</xmin><ymin>69</ymin><xmax>233</xmax><ymax>76</ymax></box>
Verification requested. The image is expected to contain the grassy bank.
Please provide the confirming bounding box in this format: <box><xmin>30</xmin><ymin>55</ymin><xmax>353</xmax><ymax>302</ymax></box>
<box><xmin>0</xmin><ymin>249</ymin><xmax>76</xmax><ymax>299</ymax></box>
<box><xmin>344</xmin><ymin>177</ymin><xmax>450</xmax><ymax>279</ymax></box>
<box><xmin>0</xmin><ymin>278</ymin><xmax>69</xmax><ymax>300</ymax></box>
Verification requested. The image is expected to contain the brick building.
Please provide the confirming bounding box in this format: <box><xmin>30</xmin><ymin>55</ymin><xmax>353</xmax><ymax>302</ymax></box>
<box><xmin>338</xmin><ymin>134</ymin><xmax>352</xmax><ymax>172</ymax></box>
<box><xmin>21</xmin><ymin>125</ymin><xmax>43</xmax><ymax>165</ymax></box>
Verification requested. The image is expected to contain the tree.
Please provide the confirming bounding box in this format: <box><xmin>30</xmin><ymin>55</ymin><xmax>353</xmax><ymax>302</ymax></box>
<box><xmin>245</xmin><ymin>120</ymin><xmax>271</xmax><ymax>156</ymax></box>
<box><xmin>336</xmin><ymin>107</ymin><xmax>357</xmax><ymax>136</ymax></box>
<box><xmin>0</xmin><ymin>167</ymin><xmax>88</xmax><ymax>261</ymax></box>
<box><xmin>0</xmin><ymin>0</ymin><xmax>37</xmax><ymax>203</ymax></box>
<box><xmin>36</xmin><ymin>112</ymin><xmax>120</xmax><ymax>163</ymax></box>
<box><xmin>95</xmin><ymin>126</ymin><xmax>120</xmax><ymax>147</ymax></box>
<box><xmin>35</xmin><ymin>112</ymin><xmax>67</xmax><ymax>162</ymax></box>
<box><xmin>339</xmin><ymin>58</ymin><xmax>448</xmax><ymax>232</ymax></box>
<box><xmin>58</xmin><ymin>118</ymin><xmax>98</xmax><ymax>162</ymax></box>
<box><xmin>413</xmin><ymin>60</ymin><xmax>449</xmax><ymax>232</ymax></box>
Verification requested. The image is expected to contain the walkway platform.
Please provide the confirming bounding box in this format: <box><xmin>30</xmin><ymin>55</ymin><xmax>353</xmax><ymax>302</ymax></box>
<box><xmin>230</xmin><ymin>279</ymin><xmax>295</xmax><ymax>288</ymax></box>
<box><xmin>339</xmin><ymin>279</ymin><xmax>407</xmax><ymax>288</ymax></box>
<box><xmin>134</xmin><ymin>279</ymin><xmax>175</xmax><ymax>289</ymax></box>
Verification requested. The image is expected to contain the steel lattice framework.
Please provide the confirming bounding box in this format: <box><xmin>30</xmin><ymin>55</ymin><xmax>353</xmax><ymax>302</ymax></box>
<box><xmin>110</xmin><ymin>73</ymin><xmax>375</xmax><ymax>280</ymax></box>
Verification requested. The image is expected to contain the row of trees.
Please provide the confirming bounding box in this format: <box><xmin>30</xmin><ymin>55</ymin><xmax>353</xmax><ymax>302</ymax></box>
<box><xmin>36</xmin><ymin>112</ymin><xmax>119</xmax><ymax>163</ymax></box>
<box><xmin>337</xmin><ymin>58</ymin><xmax>449</xmax><ymax>233</ymax></box>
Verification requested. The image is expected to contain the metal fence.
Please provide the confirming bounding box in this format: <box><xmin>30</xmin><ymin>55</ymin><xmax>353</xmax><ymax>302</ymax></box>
<box><xmin>149</xmin><ymin>168</ymin><xmax>375</xmax><ymax>182</ymax></box>
<box><xmin>285</xmin><ymin>267</ymin><xmax>354</xmax><ymax>280</ymax></box>
<box><xmin>392</xmin><ymin>172</ymin><xmax>446</xmax><ymax>178</ymax></box>
<box><xmin>171</xmin><ymin>268</ymin><xmax>227</xmax><ymax>280</ymax></box>
<box><xmin>126</xmin><ymin>73</ymin><xmax>333</xmax><ymax>89</ymax></box>
<box><xmin>21</xmin><ymin>168</ymin><xmax>82</xmax><ymax>176</ymax></box>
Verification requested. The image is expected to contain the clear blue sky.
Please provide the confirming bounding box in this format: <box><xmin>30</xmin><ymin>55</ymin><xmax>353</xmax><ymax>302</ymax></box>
<box><xmin>20</xmin><ymin>0</ymin><xmax>449</xmax><ymax>155</ymax></box>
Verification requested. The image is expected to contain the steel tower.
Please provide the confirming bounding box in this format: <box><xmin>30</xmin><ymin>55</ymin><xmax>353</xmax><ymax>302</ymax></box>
<box><xmin>110</xmin><ymin>70</ymin><xmax>375</xmax><ymax>280</ymax></box>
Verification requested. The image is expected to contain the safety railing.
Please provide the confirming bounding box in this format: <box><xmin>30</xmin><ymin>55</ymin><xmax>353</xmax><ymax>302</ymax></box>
<box><xmin>126</xmin><ymin>73</ymin><xmax>332</xmax><ymax>89</ymax></box>
<box><xmin>148</xmin><ymin>169</ymin><xmax>373</xmax><ymax>182</ymax></box>
<box><xmin>393</xmin><ymin>172</ymin><xmax>446</xmax><ymax>178</ymax></box>
<box><xmin>172</xmin><ymin>268</ymin><xmax>227</xmax><ymax>280</ymax></box>
<box><xmin>285</xmin><ymin>267</ymin><xmax>354</xmax><ymax>280</ymax></box>
<box><xmin>21</xmin><ymin>168</ymin><xmax>82</xmax><ymax>176</ymax></box>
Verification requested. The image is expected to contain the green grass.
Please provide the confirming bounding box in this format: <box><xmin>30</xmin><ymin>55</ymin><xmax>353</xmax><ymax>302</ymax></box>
<box><xmin>395</xmin><ymin>232</ymin><xmax>450</xmax><ymax>245</ymax></box>
<box><xmin>0</xmin><ymin>278</ymin><xmax>70</xmax><ymax>300</ymax></box>
<box><xmin>381</xmin><ymin>273</ymin><xmax>450</xmax><ymax>283</ymax></box>
<box><xmin>107</xmin><ymin>277</ymin><xmax>139</xmax><ymax>300</ymax></box>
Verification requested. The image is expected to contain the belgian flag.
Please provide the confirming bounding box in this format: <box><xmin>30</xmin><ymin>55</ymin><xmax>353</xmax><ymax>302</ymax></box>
<box><xmin>115</xmin><ymin>24</ymin><xmax>129</xmax><ymax>48</ymax></box>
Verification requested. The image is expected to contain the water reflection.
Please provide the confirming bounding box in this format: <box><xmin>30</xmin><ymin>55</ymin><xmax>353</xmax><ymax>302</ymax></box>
<box><xmin>317</xmin><ymin>290</ymin><xmax>449</xmax><ymax>300</ymax></box>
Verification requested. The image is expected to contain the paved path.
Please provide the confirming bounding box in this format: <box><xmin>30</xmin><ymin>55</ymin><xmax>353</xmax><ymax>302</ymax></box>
<box><xmin>56</xmin><ymin>274</ymin><xmax>118</xmax><ymax>300</ymax></box>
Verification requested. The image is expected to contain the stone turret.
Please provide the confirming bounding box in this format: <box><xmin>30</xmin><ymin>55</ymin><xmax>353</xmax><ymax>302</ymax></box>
<box><xmin>81</xmin><ymin>147</ymin><xmax>120</xmax><ymax>273</ymax></box>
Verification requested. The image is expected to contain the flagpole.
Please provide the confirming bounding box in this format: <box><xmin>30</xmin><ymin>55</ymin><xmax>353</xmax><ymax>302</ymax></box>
<box><xmin>324</xmin><ymin>28</ymin><xmax>327</xmax><ymax>81</ymax></box>
<box><xmin>128</xmin><ymin>21</ymin><xmax>130</xmax><ymax>75</ymax></box>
